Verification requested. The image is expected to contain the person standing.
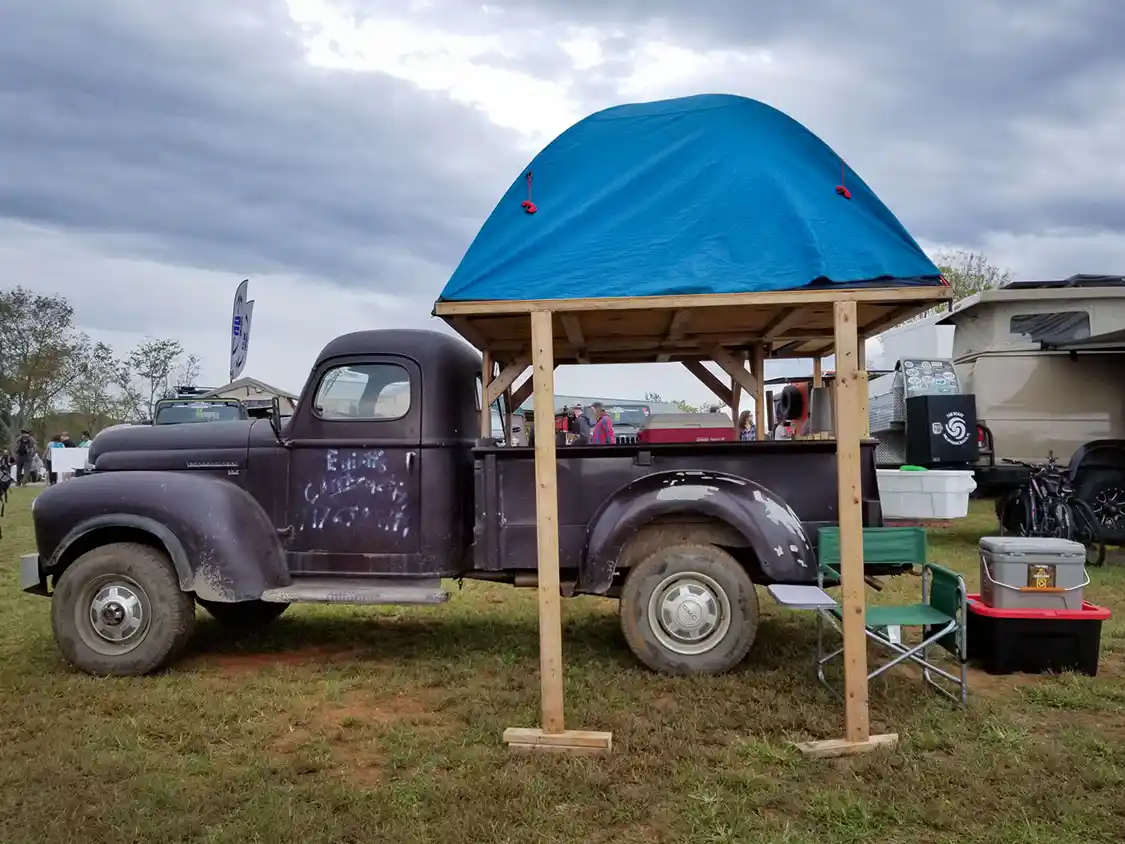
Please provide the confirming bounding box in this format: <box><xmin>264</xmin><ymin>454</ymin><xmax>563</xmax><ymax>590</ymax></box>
<box><xmin>14</xmin><ymin>429</ymin><xmax>37</xmax><ymax>487</ymax></box>
<box><xmin>589</xmin><ymin>402</ymin><xmax>616</xmax><ymax>445</ymax></box>
<box><xmin>737</xmin><ymin>410</ymin><xmax>757</xmax><ymax>441</ymax></box>
<box><xmin>571</xmin><ymin>404</ymin><xmax>593</xmax><ymax>445</ymax></box>
<box><xmin>45</xmin><ymin>434</ymin><xmax>64</xmax><ymax>485</ymax></box>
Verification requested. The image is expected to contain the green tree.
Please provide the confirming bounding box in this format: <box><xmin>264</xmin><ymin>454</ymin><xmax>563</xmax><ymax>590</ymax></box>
<box><xmin>906</xmin><ymin>250</ymin><xmax>1013</xmax><ymax>323</ymax></box>
<box><xmin>0</xmin><ymin>286</ymin><xmax>87</xmax><ymax>440</ymax></box>
<box><xmin>936</xmin><ymin>248</ymin><xmax>1013</xmax><ymax>301</ymax></box>
<box><xmin>69</xmin><ymin>341</ymin><xmax>140</xmax><ymax>428</ymax></box>
<box><xmin>129</xmin><ymin>338</ymin><xmax>186</xmax><ymax>420</ymax></box>
<box><xmin>645</xmin><ymin>392</ymin><xmax>701</xmax><ymax>413</ymax></box>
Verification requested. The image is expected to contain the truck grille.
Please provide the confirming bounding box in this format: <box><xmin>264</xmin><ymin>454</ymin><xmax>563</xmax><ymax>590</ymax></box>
<box><xmin>616</xmin><ymin>433</ymin><xmax>638</xmax><ymax>445</ymax></box>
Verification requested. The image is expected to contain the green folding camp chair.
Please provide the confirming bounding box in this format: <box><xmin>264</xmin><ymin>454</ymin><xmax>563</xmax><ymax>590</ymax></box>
<box><xmin>815</xmin><ymin>526</ymin><xmax>968</xmax><ymax>706</ymax></box>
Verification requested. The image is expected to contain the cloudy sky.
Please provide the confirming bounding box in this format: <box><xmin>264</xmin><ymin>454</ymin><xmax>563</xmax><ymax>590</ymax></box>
<box><xmin>3</xmin><ymin>0</ymin><xmax>1124</xmax><ymax>404</ymax></box>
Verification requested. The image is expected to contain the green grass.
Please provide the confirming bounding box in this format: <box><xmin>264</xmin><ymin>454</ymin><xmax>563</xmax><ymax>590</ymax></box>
<box><xmin>1</xmin><ymin>487</ymin><xmax>1124</xmax><ymax>844</ymax></box>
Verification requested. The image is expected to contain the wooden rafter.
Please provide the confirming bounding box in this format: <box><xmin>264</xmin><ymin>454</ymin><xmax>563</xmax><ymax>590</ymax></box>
<box><xmin>681</xmin><ymin>360</ymin><xmax>732</xmax><ymax>408</ymax></box>
<box><xmin>762</xmin><ymin>306</ymin><xmax>809</xmax><ymax>340</ymax></box>
<box><xmin>510</xmin><ymin>365</ymin><xmax>557</xmax><ymax>411</ymax></box>
<box><xmin>656</xmin><ymin>309</ymin><xmax>693</xmax><ymax>362</ymax></box>
<box><xmin>485</xmin><ymin>355</ymin><xmax>531</xmax><ymax>405</ymax></box>
<box><xmin>710</xmin><ymin>346</ymin><xmax>758</xmax><ymax>396</ymax></box>
<box><xmin>560</xmin><ymin>315</ymin><xmax>590</xmax><ymax>364</ymax></box>
<box><xmin>860</xmin><ymin>303</ymin><xmax>929</xmax><ymax>338</ymax></box>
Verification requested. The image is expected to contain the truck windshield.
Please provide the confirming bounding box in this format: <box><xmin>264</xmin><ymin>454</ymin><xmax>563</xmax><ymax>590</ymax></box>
<box><xmin>604</xmin><ymin>404</ymin><xmax>651</xmax><ymax>427</ymax></box>
<box><xmin>154</xmin><ymin>401</ymin><xmax>244</xmax><ymax>424</ymax></box>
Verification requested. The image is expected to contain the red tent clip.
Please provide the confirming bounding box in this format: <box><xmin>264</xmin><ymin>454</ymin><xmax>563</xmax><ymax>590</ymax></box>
<box><xmin>836</xmin><ymin>160</ymin><xmax>851</xmax><ymax>199</ymax></box>
<box><xmin>522</xmin><ymin>171</ymin><xmax>537</xmax><ymax>214</ymax></box>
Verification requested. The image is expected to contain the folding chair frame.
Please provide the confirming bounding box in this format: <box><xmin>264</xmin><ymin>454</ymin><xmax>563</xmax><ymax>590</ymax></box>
<box><xmin>816</xmin><ymin>563</ymin><xmax>968</xmax><ymax>707</ymax></box>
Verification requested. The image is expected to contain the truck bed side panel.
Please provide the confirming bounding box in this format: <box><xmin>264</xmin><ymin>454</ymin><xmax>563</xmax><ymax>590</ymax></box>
<box><xmin>474</xmin><ymin>441</ymin><xmax>881</xmax><ymax>579</ymax></box>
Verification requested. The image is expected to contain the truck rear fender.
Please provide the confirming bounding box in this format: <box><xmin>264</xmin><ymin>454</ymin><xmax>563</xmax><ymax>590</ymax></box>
<box><xmin>1067</xmin><ymin>439</ymin><xmax>1125</xmax><ymax>479</ymax></box>
<box><xmin>37</xmin><ymin>471</ymin><xmax>290</xmax><ymax>602</ymax></box>
<box><xmin>580</xmin><ymin>470</ymin><xmax>816</xmax><ymax>593</ymax></box>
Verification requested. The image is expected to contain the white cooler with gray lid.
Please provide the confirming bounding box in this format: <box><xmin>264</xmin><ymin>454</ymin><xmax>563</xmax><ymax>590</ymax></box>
<box><xmin>978</xmin><ymin>536</ymin><xmax>1089</xmax><ymax>611</ymax></box>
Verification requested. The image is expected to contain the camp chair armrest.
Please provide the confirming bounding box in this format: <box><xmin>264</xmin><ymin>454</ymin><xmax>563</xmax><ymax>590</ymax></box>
<box><xmin>922</xmin><ymin>562</ymin><xmax>967</xmax><ymax>593</ymax></box>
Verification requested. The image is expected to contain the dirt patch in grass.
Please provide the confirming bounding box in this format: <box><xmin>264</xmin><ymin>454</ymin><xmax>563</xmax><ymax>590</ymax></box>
<box><xmin>270</xmin><ymin>688</ymin><xmax>454</xmax><ymax>786</ymax></box>
<box><xmin>182</xmin><ymin>644</ymin><xmax>365</xmax><ymax>675</ymax></box>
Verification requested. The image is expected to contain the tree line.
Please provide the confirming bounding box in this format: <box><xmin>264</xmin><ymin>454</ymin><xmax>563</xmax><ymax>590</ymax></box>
<box><xmin>0</xmin><ymin>286</ymin><xmax>204</xmax><ymax>445</ymax></box>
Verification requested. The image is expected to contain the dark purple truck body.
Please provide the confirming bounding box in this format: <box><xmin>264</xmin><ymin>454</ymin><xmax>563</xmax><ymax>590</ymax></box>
<box><xmin>25</xmin><ymin>329</ymin><xmax>883</xmax><ymax>603</ymax></box>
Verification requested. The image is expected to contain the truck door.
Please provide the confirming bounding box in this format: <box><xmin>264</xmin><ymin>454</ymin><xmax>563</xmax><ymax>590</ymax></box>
<box><xmin>285</xmin><ymin>355</ymin><xmax>422</xmax><ymax>574</ymax></box>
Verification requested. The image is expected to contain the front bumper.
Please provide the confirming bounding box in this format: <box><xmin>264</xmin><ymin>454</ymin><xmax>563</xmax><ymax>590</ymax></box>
<box><xmin>20</xmin><ymin>553</ymin><xmax>49</xmax><ymax>596</ymax></box>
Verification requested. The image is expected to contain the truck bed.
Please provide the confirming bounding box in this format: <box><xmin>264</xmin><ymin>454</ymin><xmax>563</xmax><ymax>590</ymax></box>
<box><xmin>471</xmin><ymin>439</ymin><xmax>882</xmax><ymax>582</ymax></box>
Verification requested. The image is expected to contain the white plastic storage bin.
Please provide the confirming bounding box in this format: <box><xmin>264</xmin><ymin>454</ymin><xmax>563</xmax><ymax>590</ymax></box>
<box><xmin>876</xmin><ymin>468</ymin><xmax>977</xmax><ymax>520</ymax></box>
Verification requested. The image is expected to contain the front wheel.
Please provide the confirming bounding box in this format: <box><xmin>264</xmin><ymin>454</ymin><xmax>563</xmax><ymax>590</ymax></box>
<box><xmin>51</xmin><ymin>542</ymin><xmax>195</xmax><ymax>676</ymax></box>
<box><xmin>619</xmin><ymin>544</ymin><xmax>759</xmax><ymax>675</ymax></box>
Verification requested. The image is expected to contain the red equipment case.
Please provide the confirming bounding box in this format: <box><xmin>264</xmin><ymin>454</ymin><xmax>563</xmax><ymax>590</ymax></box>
<box><xmin>637</xmin><ymin>413</ymin><xmax>735</xmax><ymax>444</ymax></box>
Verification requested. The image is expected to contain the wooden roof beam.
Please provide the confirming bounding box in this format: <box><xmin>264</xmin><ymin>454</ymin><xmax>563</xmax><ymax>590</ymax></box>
<box><xmin>762</xmin><ymin>306</ymin><xmax>812</xmax><ymax>340</ymax></box>
<box><xmin>656</xmin><ymin>309</ymin><xmax>693</xmax><ymax>362</ymax></box>
<box><xmin>486</xmin><ymin>354</ymin><xmax>531</xmax><ymax>405</ymax></box>
<box><xmin>560</xmin><ymin>314</ymin><xmax>590</xmax><ymax>364</ymax></box>
<box><xmin>860</xmin><ymin>303</ymin><xmax>929</xmax><ymax>338</ymax></box>
<box><xmin>710</xmin><ymin>346</ymin><xmax>758</xmax><ymax>396</ymax></box>
<box><xmin>682</xmin><ymin>360</ymin><xmax>733</xmax><ymax>407</ymax></box>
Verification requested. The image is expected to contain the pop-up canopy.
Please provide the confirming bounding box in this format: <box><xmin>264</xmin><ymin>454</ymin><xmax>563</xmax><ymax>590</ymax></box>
<box><xmin>439</xmin><ymin>93</ymin><xmax>942</xmax><ymax>305</ymax></box>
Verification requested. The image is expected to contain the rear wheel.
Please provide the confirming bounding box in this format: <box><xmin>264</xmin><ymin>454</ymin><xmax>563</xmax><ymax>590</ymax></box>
<box><xmin>619</xmin><ymin>544</ymin><xmax>759</xmax><ymax>675</ymax></box>
<box><xmin>51</xmin><ymin>542</ymin><xmax>195</xmax><ymax>676</ymax></box>
<box><xmin>1075</xmin><ymin>470</ymin><xmax>1125</xmax><ymax>544</ymax></box>
<box><xmin>196</xmin><ymin>598</ymin><xmax>289</xmax><ymax>630</ymax></box>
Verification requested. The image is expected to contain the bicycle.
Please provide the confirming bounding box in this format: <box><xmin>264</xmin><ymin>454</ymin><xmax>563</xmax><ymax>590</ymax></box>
<box><xmin>996</xmin><ymin>453</ymin><xmax>1106</xmax><ymax>566</ymax></box>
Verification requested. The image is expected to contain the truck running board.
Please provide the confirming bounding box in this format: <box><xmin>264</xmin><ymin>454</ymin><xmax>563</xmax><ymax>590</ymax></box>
<box><xmin>259</xmin><ymin>577</ymin><xmax>450</xmax><ymax>605</ymax></box>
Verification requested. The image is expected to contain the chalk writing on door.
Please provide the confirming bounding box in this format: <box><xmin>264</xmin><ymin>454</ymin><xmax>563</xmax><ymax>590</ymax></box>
<box><xmin>300</xmin><ymin>449</ymin><xmax>409</xmax><ymax>535</ymax></box>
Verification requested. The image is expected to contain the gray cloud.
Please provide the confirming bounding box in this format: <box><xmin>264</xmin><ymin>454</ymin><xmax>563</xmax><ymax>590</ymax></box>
<box><xmin>362</xmin><ymin>0</ymin><xmax>1125</xmax><ymax>253</ymax></box>
<box><xmin>3</xmin><ymin>0</ymin><xmax>1125</xmax><ymax>381</ymax></box>
<box><xmin>0</xmin><ymin>0</ymin><xmax>520</xmax><ymax>293</ymax></box>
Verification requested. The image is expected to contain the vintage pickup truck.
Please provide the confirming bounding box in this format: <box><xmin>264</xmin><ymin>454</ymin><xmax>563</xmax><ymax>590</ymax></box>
<box><xmin>23</xmin><ymin>329</ymin><xmax>884</xmax><ymax>677</ymax></box>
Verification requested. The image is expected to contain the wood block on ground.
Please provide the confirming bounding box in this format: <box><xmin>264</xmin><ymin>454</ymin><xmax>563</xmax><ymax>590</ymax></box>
<box><xmin>503</xmin><ymin>727</ymin><xmax>613</xmax><ymax>755</ymax></box>
<box><xmin>794</xmin><ymin>733</ymin><xmax>899</xmax><ymax>758</ymax></box>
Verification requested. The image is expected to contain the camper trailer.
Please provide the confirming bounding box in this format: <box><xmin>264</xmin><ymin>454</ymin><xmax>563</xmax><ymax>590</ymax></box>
<box><xmin>872</xmin><ymin>275</ymin><xmax>1125</xmax><ymax>542</ymax></box>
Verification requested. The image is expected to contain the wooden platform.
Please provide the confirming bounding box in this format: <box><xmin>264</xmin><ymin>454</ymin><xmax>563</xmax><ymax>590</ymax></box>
<box><xmin>434</xmin><ymin>286</ymin><xmax>949</xmax><ymax>364</ymax></box>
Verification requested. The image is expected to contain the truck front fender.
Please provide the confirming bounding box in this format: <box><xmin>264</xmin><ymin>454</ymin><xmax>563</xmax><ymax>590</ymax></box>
<box><xmin>580</xmin><ymin>470</ymin><xmax>816</xmax><ymax>593</ymax></box>
<box><xmin>34</xmin><ymin>471</ymin><xmax>290</xmax><ymax>602</ymax></box>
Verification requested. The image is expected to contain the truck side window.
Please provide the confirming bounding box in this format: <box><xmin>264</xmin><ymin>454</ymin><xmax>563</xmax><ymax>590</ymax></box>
<box><xmin>313</xmin><ymin>363</ymin><xmax>411</xmax><ymax>420</ymax></box>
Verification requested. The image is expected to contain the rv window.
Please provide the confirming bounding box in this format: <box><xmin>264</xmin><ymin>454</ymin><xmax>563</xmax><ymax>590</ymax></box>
<box><xmin>1008</xmin><ymin>311</ymin><xmax>1090</xmax><ymax>344</ymax></box>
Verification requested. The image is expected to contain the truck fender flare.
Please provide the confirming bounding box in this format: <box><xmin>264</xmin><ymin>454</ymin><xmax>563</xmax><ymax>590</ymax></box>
<box><xmin>580</xmin><ymin>470</ymin><xmax>816</xmax><ymax>594</ymax></box>
<box><xmin>1068</xmin><ymin>440</ymin><xmax>1125</xmax><ymax>480</ymax></box>
<box><xmin>50</xmin><ymin>514</ymin><xmax>195</xmax><ymax>588</ymax></box>
<box><xmin>36</xmin><ymin>471</ymin><xmax>290</xmax><ymax>603</ymax></box>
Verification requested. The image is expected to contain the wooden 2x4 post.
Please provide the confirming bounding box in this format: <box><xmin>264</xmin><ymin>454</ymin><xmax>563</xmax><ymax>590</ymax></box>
<box><xmin>502</xmin><ymin>310</ymin><xmax>613</xmax><ymax>755</ymax></box>
<box><xmin>796</xmin><ymin>300</ymin><xmax>898</xmax><ymax>758</ymax></box>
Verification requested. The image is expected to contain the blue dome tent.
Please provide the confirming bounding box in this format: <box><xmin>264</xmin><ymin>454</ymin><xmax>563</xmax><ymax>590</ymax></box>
<box><xmin>439</xmin><ymin>93</ymin><xmax>943</xmax><ymax>304</ymax></box>
<box><xmin>432</xmin><ymin>94</ymin><xmax>952</xmax><ymax>760</ymax></box>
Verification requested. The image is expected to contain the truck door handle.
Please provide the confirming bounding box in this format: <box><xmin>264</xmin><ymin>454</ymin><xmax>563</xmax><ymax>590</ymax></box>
<box><xmin>406</xmin><ymin>451</ymin><xmax>416</xmax><ymax>471</ymax></box>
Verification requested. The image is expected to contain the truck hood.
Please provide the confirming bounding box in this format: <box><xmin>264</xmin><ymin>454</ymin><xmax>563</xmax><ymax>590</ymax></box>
<box><xmin>90</xmin><ymin>419</ymin><xmax>262</xmax><ymax>473</ymax></box>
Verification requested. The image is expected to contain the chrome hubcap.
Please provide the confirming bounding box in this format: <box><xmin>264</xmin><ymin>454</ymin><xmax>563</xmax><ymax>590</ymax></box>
<box><xmin>77</xmin><ymin>575</ymin><xmax>151</xmax><ymax>655</ymax></box>
<box><xmin>647</xmin><ymin>572</ymin><xmax>731</xmax><ymax>656</ymax></box>
<box><xmin>89</xmin><ymin>582</ymin><xmax>145</xmax><ymax>643</ymax></box>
